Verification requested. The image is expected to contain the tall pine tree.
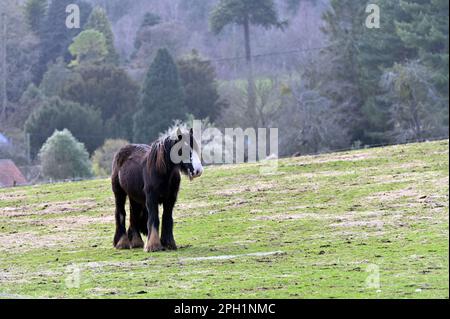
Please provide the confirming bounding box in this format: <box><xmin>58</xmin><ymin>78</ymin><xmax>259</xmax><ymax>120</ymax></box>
<box><xmin>35</xmin><ymin>0</ymin><xmax>91</xmax><ymax>83</ymax></box>
<box><xmin>358</xmin><ymin>0</ymin><xmax>414</xmax><ymax>143</ymax></box>
<box><xmin>133</xmin><ymin>49</ymin><xmax>186</xmax><ymax>143</ymax></box>
<box><xmin>210</xmin><ymin>0</ymin><xmax>285</xmax><ymax>128</ymax></box>
<box><xmin>84</xmin><ymin>6</ymin><xmax>119</xmax><ymax>65</ymax></box>
<box><xmin>24</xmin><ymin>0</ymin><xmax>48</xmax><ymax>37</ymax></box>
<box><xmin>320</xmin><ymin>0</ymin><xmax>366</xmax><ymax>143</ymax></box>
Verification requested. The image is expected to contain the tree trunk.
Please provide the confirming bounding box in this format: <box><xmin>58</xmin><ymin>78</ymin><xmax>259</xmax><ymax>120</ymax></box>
<box><xmin>243</xmin><ymin>16</ymin><xmax>257</xmax><ymax>128</ymax></box>
<box><xmin>411</xmin><ymin>101</ymin><xmax>422</xmax><ymax>140</ymax></box>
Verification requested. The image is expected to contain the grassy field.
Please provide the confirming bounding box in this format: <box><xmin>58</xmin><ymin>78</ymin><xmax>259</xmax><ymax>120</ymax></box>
<box><xmin>0</xmin><ymin>140</ymin><xmax>448</xmax><ymax>299</ymax></box>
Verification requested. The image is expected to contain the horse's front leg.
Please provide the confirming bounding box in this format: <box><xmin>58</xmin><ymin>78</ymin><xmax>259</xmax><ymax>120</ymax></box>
<box><xmin>144</xmin><ymin>193</ymin><xmax>163</xmax><ymax>252</ymax></box>
<box><xmin>161</xmin><ymin>199</ymin><xmax>177</xmax><ymax>250</ymax></box>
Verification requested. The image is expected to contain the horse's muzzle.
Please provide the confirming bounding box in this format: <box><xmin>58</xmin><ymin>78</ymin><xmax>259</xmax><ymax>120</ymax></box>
<box><xmin>188</xmin><ymin>168</ymin><xmax>203</xmax><ymax>181</ymax></box>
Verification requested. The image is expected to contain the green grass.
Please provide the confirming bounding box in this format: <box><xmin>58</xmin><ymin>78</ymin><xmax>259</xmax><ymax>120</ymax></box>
<box><xmin>0</xmin><ymin>140</ymin><xmax>448</xmax><ymax>299</ymax></box>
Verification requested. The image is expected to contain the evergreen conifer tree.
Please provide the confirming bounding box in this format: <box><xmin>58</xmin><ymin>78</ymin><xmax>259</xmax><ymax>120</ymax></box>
<box><xmin>84</xmin><ymin>6</ymin><xmax>119</xmax><ymax>65</ymax></box>
<box><xmin>133</xmin><ymin>49</ymin><xmax>186</xmax><ymax>143</ymax></box>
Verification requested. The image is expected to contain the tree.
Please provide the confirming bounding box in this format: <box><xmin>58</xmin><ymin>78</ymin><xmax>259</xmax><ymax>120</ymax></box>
<box><xmin>284</xmin><ymin>0</ymin><xmax>302</xmax><ymax>14</ymax></box>
<box><xmin>68</xmin><ymin>30</ymin><xmax>108</xmax><ymax>65</ymax></box>
<box><xmin>321</xmin><ymin>0</ymin><xmax>448</xmax><ymax>145</ymax></box>
<box><xmin>12</xmin><ymin>83</ymin><xmax>46</xmax><ymax>128</ymax></box>
<box><xmin>61</xmin><ymin>64</ymin><xmax>139</xmax><ymax>140</ymax></box>
<box><xmin>39</xmin><ymin>129</ymin><xmax>93</xmax><ymax>180</ymax></box>
<box><xmin>210</xmin><ymin>0</ymin><xmax>285</xmax><ymax>127</ymax></box>
<box><xmin>396</xmin><ymin>0</ymin><xmax>449</xmax><ymax>100</ymax></box>
<box><xmin>180</xmin><ymin>0</ymin><xmax>214</xmax><ymax>28</ymax></box>
<box><xmin>320</xmin><ymin>0</ymin><xmax>448</xmax><ymax>145</ymax></box>
<box><xmin>1</xmin><ymin>1</ymin><xmax>40</xmax><ymax>105</ymax></box>
<box><xmin>40</xmin><ymin>58</ymin><xmax>73</xmax><ymax>97</ymax></box>
<box><xmin>84</xmin><ymin>6</ymin><xmax>119</xmax><ymax>65</ymax></box>
<box><xmin>24</xmin><ymin>0</ymin><xmax>48</xmax><ymax>36</ymax></box>
<box><xmin>133</xmin><ymin>48</ymin><xmax>186</xmax><ymax>143</ymax></box>
<box><xmin>218</xmin><ymin>77</ymin><xmax>282</xmax><ymax>128</ymax></box>
<box><xmin>92</xmin><ymin>139</ymin><xmax>129</xmax><ymax>176</ymax></box>
<box><xmin>140</xmin><ymin>12</ymin><xmax>161</xmax><ymax>28</ymax></box>
<box><xmin>382</xmin><ymin>61</ymin><xmax>448</xmax><ymax>142</ymax></box>
<box><xmin>177</xmin><ymin>50</ymin><xmax>225</xmax><ymax>121</ymax></box>
<box><xmin>35</xmin><ymin>0</ymin><xmax>92</xmax><ymax>82</ymax></box>
<box><xmin>131</xmin><ymin>17</ymin><xmax>189</xmax><ymax>80</ymax></box>
<box><xmin>278</xmin><ymin>75</ymin><xmax>349</xmax><ymax>156</ymax></box>
<box><xmin>37</xmin><ymin>0</ymin><xmax>73</xmax><ymax>80</ymax></box>
<box><xmin>24</xmin><ymin>97</ymin><xmax>104</xmax><ymax>158</ymax></box>
<box><xmin>357</xmin><ymin>0</ymin><xmax>414</xmax><ymax>144</ymax></box>
<box><xmin>320</xmin><ymin>0</ymin><xmax>366</xmax><ymax>143</ymax></box>
<box><xmin>133</xmin><ymin>12</ymin><xmax>161</xmax><ymax>52</ymax></box>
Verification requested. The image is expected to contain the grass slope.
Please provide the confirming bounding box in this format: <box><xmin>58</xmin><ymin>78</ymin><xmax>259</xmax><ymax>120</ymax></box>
<box><xmin>0</xmin><ymin>140</ymin><xmax>448</xmax><ymax>299</ymax></box>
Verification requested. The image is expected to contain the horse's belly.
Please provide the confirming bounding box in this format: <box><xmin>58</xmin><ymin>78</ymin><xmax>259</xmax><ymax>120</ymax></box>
<box><xmin>118</xmin><ymin>161</ymin><xmax>145</xmax><ymax>203</ymax></box>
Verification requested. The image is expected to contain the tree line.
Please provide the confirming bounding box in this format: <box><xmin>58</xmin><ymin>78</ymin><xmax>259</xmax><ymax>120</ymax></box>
<box><xmin>0</xmin><ymin>0</ymin><xmax>448</xmax><ymax>181</ymax></box>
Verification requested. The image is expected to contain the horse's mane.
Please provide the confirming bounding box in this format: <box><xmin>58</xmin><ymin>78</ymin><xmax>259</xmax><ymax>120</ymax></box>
<box><xmin>147</xmin><ymin>136</ymin><xmax>173</xmax><ymax>175</ymax></box>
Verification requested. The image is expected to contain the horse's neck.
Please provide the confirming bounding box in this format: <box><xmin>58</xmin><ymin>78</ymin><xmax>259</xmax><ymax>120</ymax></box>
<box><xmin>168</xmin><ymin>165</ymin><xmax>181</xmax><ymax>180</ymax></box>
<box><xmin>163</xmin><ymin>146</ymin><xmax>180</xmax><ymax>177</ymax></box>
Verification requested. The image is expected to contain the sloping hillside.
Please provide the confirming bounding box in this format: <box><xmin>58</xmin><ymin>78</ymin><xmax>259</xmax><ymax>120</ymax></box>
<box><xmin>0</xmin><ymin>140</ymin><xmax>448</xmax><ymax>298</ymax></box>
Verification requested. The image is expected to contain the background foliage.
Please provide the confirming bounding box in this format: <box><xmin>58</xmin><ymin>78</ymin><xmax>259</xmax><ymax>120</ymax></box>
<box><xmin>0</xmin><ymin>0</ymin><xmax>448</xmax><ymax>180</ymax></box>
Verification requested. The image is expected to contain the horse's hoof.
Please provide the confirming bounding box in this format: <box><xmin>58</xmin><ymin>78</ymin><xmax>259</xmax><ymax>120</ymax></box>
<box><xmin>162</xmin><ymin>240</ymin><xmax>177</xmax><ymax>250</ymax></box>
<box><xmin>130</xmin><ymin>236</ymin><xmax>144</xmax><ymax>249</ymax></box>
<box><xmin>144</xmin><ymin>243</ymin><xmax>164</xmax><ymax>252</ymax></box>
<box><xmin>115</xmin><ymin>235</ymin><xmax>131</xmax><ymax>249</ymax></box>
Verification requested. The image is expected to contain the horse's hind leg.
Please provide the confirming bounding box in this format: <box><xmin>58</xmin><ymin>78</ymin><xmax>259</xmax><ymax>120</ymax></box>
<box><xmin>112</xmin><ymin>177</ymin><xmax>130</xmax><ymax>249</ymax></box>
<box><xmin>128</xmin><ymin>200</ymin><xmax>144</xmax><ymax>249</ymax></box>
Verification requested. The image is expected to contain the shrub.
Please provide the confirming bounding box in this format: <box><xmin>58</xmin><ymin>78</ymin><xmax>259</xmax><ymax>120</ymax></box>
<box><xmin>39</xmin><ymin>129</ymin><xmax>93</xmax><ymax>180</ymax></box>
<box><xmin>92</xmin><ymin>139</ymin><xmax>129</xmax><ymax>176</ymax></box>
<box><xmin>61</xmin><ymin>64</ymin><xmax>139</xmax><ymax>140</ymax></box>
<box><xmin>24</xmin><ymin>96</ymin><xmax>104</xmax><ymax>158</ymax></box>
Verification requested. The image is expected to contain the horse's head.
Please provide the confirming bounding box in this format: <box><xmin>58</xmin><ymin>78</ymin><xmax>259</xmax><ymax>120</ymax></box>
<box><xmin>172</xmin><ymin>128</ymin><xmax>203</xmax><ymax>181</ymax></box>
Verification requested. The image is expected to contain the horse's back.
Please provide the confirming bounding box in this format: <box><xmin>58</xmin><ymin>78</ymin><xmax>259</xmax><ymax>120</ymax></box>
<box><xmin>112</xmin><ymin>144</ymin><xmax>150</xmax><ymax>203</ymax></box>
<box><xmin>112</xmin><ymin>144</ymin><xmax>149</xmax><ymax>170</ymax></box>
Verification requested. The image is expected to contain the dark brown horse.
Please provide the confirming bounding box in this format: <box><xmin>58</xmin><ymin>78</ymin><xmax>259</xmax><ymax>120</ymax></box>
<box><xmin>111</xmin><ymin>129</ymin><xmax>203</xmax><ymax>252</ymax></box>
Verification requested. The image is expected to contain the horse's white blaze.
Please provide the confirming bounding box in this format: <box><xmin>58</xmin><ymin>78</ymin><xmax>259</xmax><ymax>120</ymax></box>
<box><xmin>192</xmin><ymin>150</ymin><xmax>203</xmax><ymax>176</ymax></box>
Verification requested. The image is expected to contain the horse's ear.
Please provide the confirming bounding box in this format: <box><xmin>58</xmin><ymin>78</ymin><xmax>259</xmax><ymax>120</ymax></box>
<box><xmin>177</xmin><ymin>127</ymin><xmax>182</xmax><ymax>141</ymax></box>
